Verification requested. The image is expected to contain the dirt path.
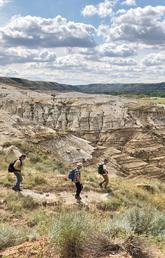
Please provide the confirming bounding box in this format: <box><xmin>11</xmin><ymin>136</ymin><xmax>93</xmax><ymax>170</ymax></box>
<box><xmin>21</xmin><ymin>188</ymin><xmax>111</xmax><ymax>206</ymax></box>
<box><xmin>0</xmin><ymin>184</ymin><xmax>112</xmax><ymax>209</ymax></box>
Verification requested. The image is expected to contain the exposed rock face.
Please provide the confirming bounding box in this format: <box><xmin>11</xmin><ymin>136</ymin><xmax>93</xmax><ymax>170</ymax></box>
<box><xmin>0</xmin><ymin>82</ymin><xmax>165</xmax><ymax>178</ymax></box>
<box><xmin>1</xmin><ymin>84</ymin><xmax>165</xmax><ymax>134</ymax></box>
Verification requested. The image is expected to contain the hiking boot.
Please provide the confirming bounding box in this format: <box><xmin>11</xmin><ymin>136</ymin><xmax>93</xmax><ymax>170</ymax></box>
<box><xmin>12</xmin><ymin>186</ymin><xmax>19</xmax><ymax>192</ymax></box>
<box><xmin>99</xmin><ymin>183</ymin><xmax>103</xmax><ymax>188</ymax></box>
<box><xmin>75</xmin><ymin>195</ymin><xmax>81</xmax><ymax>201</ymax></box>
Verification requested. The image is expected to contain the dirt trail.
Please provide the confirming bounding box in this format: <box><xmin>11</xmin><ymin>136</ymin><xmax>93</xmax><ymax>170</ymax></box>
<box><xmin>0</xmin><ymin>185</ymin><xmax>112</xmax><ymax>206</ymax></box>
<box><xmin>21</xmin><ymin>188</ymin><xmax>111</xmax><ymax>206</ymax></box>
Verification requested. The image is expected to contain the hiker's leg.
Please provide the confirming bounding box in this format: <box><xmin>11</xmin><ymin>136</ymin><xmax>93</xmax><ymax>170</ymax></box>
<box><xmin>100</xmin><ymin>175</ymin><xmax>106</xmax><ymax>187</ymax></box>
<box><xmin>79</xmin><ymin>183</ymin><xmax>83</xmax><ymax>195</ymax></box>
<box><xmin>75</xmin><ymin>182</ymin><xmax>82</xmax><ymax>198</ymax></box>
<box><xmin>14</xmin><ymin>172</ymin><xmax>22</xmax><ymax>189</ymax></box>
<box><xmin>104</xmin><ymin>174</ymin><xmax>109</xmax><ymax>188</ymax></box>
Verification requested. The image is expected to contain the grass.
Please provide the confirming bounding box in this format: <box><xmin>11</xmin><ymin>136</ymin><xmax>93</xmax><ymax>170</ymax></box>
<box><xmin>5</xmin><ymin>193</ymin><xmax>39</xmax><ymax>212</ymax></box>
<box><xmin>0</xmin><ymin>144</ymin><xmax>165</xmax><ymax>256</ymax></box>
<box><xmin>0</xmin><ymin>223</ymin><xmax>29</xmax><ymax>249</ymax></box>
<box><xmin>106</xmin><ymin>206</ymin><xmax>165</xmax><ymax>241</ymax></box>
<box><xmin>49</xmin><ymin>212</ymin><xmax>98</xmax><ymax>258</ymax></box>
<box><xmin>97</xmin><ymin>196</ymin><xmax>123</xmax><ymax>211</ymax></box>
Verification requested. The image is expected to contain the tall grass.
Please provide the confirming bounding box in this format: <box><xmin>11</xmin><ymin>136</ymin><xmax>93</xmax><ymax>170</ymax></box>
<box><xmin>107</xmin><ymin>206</ymin><xmax>165</xmax><ymax>240</ymax></box>
<box><xmin>5</xmin><ymin>193</ymin><xmax>38</xmax><ymax>212</ymax></box>
<box><xmin>49</xmin><ymin>212</ymin><xmax>98</xmax><ymax>258</ymax></box>
<box><xmin>0</xmin><ymin>223</ymin><xmax>29</xmax><ymax>249</ymax></box>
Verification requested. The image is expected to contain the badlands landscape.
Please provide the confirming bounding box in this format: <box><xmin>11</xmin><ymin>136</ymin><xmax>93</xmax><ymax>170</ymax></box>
<box><xmin>0</xmin><ymin>78</ymin><xmax>165</xmax><ymax>257</ymax></box>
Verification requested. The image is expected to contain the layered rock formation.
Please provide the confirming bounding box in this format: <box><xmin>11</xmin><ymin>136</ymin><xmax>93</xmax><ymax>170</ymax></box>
<box><xmin>0</xmin><ymin>81</ymin><xmax>165</xmax><ymax>178</ymax></box>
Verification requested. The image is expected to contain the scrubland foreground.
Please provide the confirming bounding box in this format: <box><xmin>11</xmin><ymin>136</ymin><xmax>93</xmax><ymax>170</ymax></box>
<box><xmin>0</xmin><ymin>151</ymin><xmax>165</xmax><ymax>258</ymax></box>
<box><xmin>0</xmin><ymin>81</ymin><xmax>165</xmax><ymax>257</ymax></box>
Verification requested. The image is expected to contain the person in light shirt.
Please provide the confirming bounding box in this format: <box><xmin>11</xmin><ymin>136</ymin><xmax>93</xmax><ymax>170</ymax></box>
<box><xmin>99</xmin><ymin>159</ymin><xmax>109</xmax><ymax>189</ymax></box>
<box><xmin>12</xmin><ymin>154</ymin><xmax>26</xmax><ymax>191</ymax></box>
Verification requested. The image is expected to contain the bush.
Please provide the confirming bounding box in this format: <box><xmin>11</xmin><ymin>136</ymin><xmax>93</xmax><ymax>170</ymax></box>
<box><xmin>125</xmin><ymin>207</ymin><xmax>165</xmax><ymax>238</ymax></box>
<box><xmin>5</xmin><ymin>193</ymin><xmax>38</xmax><ymax>212</ymax></box>
<box><xmin>5</xmin><ymin>193</ymin><xmax>23</xmax><ymax>212</ymax></box>
<box><xmin>28</xmin><ymin>153</ymin><xmax>41</xmax><ymax>164</ymax></box>
<box><xmin>108</xmin><ymin>207</ymin><xmax>165</xmax><ymax>240</ymax></box>
<box><xmin>21</xmin><ymin>195</ymin><xmax>38</xmax><ymax>210</ymax></box>
<box><xmin>27</xmin><ymin>174</ymin><xmax>47</xmax><ymax>187</ymax></box>
<box><xmin>97</xmin><ymin>197</ymin><xmax>123</xmax><ymax>211</ymax></box>
<box><xmin>33</xmin><ymin>175</ymin><xmax>47</xmax><ymax>185</ymax></box>
<box><xmin>27</xmin><ymin>209</ymin><xmax>51</xmax><ymax>235</ymax></box>
<box><xmin>55</xmin><ymin>161</ymin><xmax>66</xmax><ymax>174</ymax></box>
<box><xmin>124</xmin><ymin>235</ymin><xmax>152</xmax><ymax>258</ymax></box>
<box><xmin>85</xmin><ymin>234</ymin><xmax>122</xmax><ymax>257</ymax></box>
<box><xmin>0</xmin><ymin>223</ymin><xmax>28</xmax><ymax>249</ymax></box>
<box><xmin>49</xmin><ymin>212</ymin><xmax>95</xmax><ymax>258</ymax></box>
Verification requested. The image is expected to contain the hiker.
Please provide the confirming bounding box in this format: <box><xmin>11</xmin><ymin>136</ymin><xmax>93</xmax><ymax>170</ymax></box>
<box><xmin>98</xmin><ymin>158</ymin><xmax>109</xmax><ymax>189</ymax></box>
<box><xmin>11</xmin><ymin>154</ymin><xmax>26</xmax><ymax>192</ymax></box>
<box><xmin>74</xmin><ymin>163</ymin><xmax>83</xmax><ymax>201</ymax></box>
<box><xmin>68</xmin><ymin>162</ymin><xmax>83</xmax><ymax>201</ymax></box>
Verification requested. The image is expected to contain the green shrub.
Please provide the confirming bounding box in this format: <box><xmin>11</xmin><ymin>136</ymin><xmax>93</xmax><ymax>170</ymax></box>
<box><xmin>5</xmin><ymin>193</ymin><xmax>38</xmax><ymax>211</ymax></box>
<box><xmin>27</xmin><ymin>175</ymin><xmax>47</xmax><ymax>187</ymax></box>
<box><xmin>49</xmin><ymin>212</ymin><xmax>95</xmax><ymax>258</ymax></box>
<box><xmin>33</xmin><ymin>175</ymin><xmax>47</xmax><ymax>185</ymax></box>
<box><xmin>21</xmin><ymin>195</ymin><xmax>38</xmax><ymax>210</ymax></box>
<box><xmin>55</xmin><ymin>161</ymin><xmax>66</xmax><ymax>174</ymax></box>
<box><xmin>28</xmin><ymin>153</ymin><xmax>41</xmax><ymax>164</ymax></box>
<box><xmin>0</xmin><ymin>223</ymin><xmax>28</xmax><ymax>249</ymax></box>
<box><xmin>108</xmin><ymin>207</ymin><xmax>165</xmax><ymax>240</ymax></box>
<box><xmin>27</xmin><ymin>209</ymin><xmax>50</xmax><ymax>235</ymax></box>
<box><xmin>97</xmin><ymin>197</ymin><xmax>123</xmax><ymax>211</ymax></box>
<box><xmin>125</xmin><ymin>207</ymin><xmax>154</xmax><ymax>235</ymax></box>
<box><xmin>5</xmin><ymin>193</ymin><xmax>23</xmax><ymax>212</ymax></box>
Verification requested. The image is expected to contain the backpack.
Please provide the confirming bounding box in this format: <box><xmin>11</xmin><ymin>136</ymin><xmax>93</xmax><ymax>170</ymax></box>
<box><xmin>98</xmin><ymin>164</ymin><xmax>104</xmax><ymax>175</ymax></box>
<box><xmin>8</xmin><ymin>160</ymin><xmax>17</xmax><ymax>173</ymax></box>
<box><xmin>68</xmin><ymin>169</ymin><xmax>76</xmax><ymax>181</ymax></box>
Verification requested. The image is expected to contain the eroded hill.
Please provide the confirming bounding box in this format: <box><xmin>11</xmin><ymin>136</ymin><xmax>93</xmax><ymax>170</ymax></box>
<box><xmin>0</xmin><ymin>80</ymin><xmax>165</xmax><ymax>179</ymax></box>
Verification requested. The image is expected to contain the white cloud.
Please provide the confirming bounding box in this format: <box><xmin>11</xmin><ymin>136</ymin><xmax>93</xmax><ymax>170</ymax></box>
<box><xmin>0</xmin><ymin>0</ymin><xmax>10</xmax><ymax>7</ymax></box>
<box><xmin>82</xmin><ymin>0</ymin><xmax>118</xmax><ymax>18</ymax></box>
<box><xmin>101</xmin><ymin>56</ymin><xmax>137</xmax><ymax>66</ymax></box>
<box><xmin>0</xmin><ymin>4</ymin><xmax>165</xmax><ymax>84</ymax></box>
<box><xmin>0</xmin><ymin>15</ymin><xmax>96</xmax><ymax>48</ymax></box>
<box><xmin>81</xmin><ymin>5</ymin><xmax>97</xmax><ymax>17</ymax></box>
<box><xmin>123</xmin><ymin>0</ymin><xmax>136</xmax><ymax>6</ymax></box>
<box><xmin>107</xmin><ymin>6</ymin><xmax>165</xmax><ymax>45</ymax></box>
<box><xmin>143</xmin><ymin>53</ymin><xmax>165</xmax><ymax>66</ymax></box>
<box><xmin>97</xmin><ymin>43</ymin><xmax>137</xmax><ymax>57</ymax></box>
<box><xmin>0</xmin><ymin>47</ymin><xmax>56</xmax><ymax>64</ymax></box>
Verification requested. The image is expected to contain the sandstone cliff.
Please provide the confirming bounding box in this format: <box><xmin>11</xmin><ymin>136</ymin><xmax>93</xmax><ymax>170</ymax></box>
<box><xmin>0</xmin><ymin>81</ymin><xmax>165</xmax><ymax>178</ymax></box>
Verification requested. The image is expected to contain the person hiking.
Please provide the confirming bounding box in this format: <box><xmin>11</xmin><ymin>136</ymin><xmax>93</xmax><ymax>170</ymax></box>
<box><xmin>98</xmin><ymin>159</ymin><xmax>109</xmax><ymax>189</ymax></box>
<box><xmin>12</xmin><ymin>154</ymin><xmax>26</xmax><ymax>192</ymax></box>
<box><xmin>68</xmin><ymin>162</ymin><xmax>83</xmax><ymax>201</ymax></box>
<box><xmin>74</xmin><ymin>163</ymin><xmax>83</xmax><ymax>201</ymax></box>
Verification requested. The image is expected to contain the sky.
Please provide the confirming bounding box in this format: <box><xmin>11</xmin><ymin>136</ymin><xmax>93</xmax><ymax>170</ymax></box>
<box><xmin>0</xmin><ymin>0</ymin><xmax>165</xmax><ymax>85</ymax></box>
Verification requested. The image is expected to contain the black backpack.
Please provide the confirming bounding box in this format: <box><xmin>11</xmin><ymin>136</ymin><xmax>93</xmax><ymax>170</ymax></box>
<box><xmin>8</xmin><ymin>160</ymin><xmax>17</xmax><ymax>173</ymax></box>
<box><xmin>98</xmin><ymin>164</ymin><xmax>104</xmax><ymax>175</ymax></box>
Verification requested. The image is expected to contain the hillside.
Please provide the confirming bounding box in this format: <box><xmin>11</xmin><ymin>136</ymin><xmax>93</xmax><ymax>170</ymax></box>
<box><xmin>0</xmin><ymin>78</ymin><xmax>165</xmax><ymax>257</ymax></box>
<box><xmin>76</xmin><ymin>82</ymin><xmax>165</xmax><ymax>95</ymax></box>
<box><xmin>0</xmin><ymin>77</ymin><xmax>75</xmax><ymax>92</ymax></box>
<box><xmin>0</xmin><ymin>77</ymin><xmax>165</xmax><ymax>95</ymax></box>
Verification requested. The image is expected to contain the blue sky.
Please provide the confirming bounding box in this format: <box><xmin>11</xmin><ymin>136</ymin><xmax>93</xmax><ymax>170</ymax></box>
<box><xmin>0</xmin><ymin>0</ymin><xmax>165</xmax><ymax>84</ymax></box>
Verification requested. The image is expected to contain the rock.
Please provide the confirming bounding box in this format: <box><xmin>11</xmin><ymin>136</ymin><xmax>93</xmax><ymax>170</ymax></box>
<box><xmin>0</xmin><ymin>82</ymin><xmax>165</xmax><ymax>179</ymax></box>
<box><xmin>3</xmin><ymin>145</ymin><xmax>22</xmax><ymax>157</ymax></box>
